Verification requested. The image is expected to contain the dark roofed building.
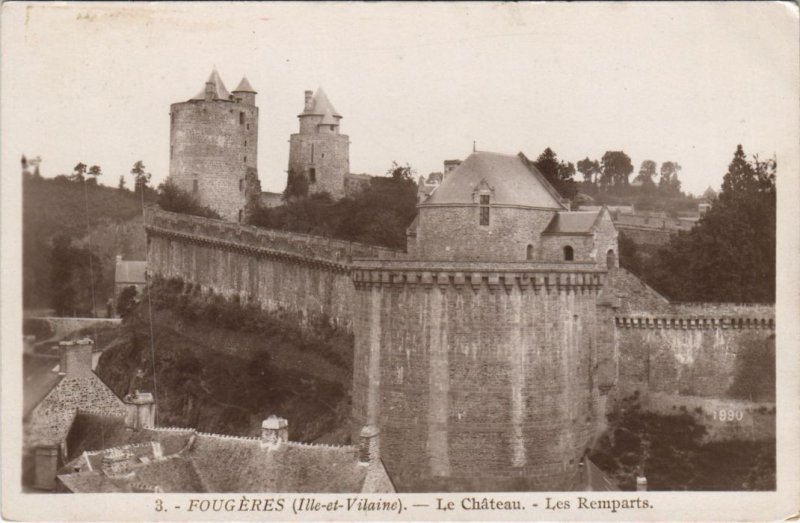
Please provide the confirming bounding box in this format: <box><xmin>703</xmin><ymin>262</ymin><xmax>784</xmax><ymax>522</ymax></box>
<box><xmin>57</xmin><ymin>417</ymin><xmax>395</xmax><ymax>493</ymax></box>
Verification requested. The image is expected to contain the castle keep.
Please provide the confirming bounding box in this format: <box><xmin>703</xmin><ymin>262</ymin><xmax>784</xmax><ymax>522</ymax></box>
<box><xmin>169</xmin><ymin>69</ymin><xmax>258</xmax><ymax>222</ymax></box>
<box><xmin>146</xmin><ymin>74</ymin><xmax>775</xmax><ymax>492</ymax></box>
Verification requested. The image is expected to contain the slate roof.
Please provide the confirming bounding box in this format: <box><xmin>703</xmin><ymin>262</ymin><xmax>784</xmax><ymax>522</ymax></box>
<box><xmin>57</xmin><ymin>419</ymin><xmax>394</xmax><ymax>493</ymax></box>
<box><xmin>422</xmin><ymin>151</ymin><xmax>566</xmax><ymax>209</ymax></box>
<box><xmin>190</xmin><ymin>69</ymin><xmax>232</xmax><ymax>101</ymax></box>
<box><xmin>319</xmin><ymin>108</ymin><xmax>338</xmax><ymax>126</ymax></box>
<box><xmin>114</xmin><ymin>260</ymin><xmax>146</xmax><ymax>286</ymax></box>
<box><xmin>542</xmin><ymin>210</ymin><xmax>604</xmax><ymax>235</ymax></box>
<box><xmin>25</xmin><ymin>375</ymin><xmax>127</xmax><ymax>448</ymax></box>
<box><xmin>303</xmin><ymin>88</ymin><xmax>341</xmax><ymax>118</ymax></box>
<box><xmin>233</xmin><ymin>76</ymin><xmax>256</xmax><ymax>93</ymax></box>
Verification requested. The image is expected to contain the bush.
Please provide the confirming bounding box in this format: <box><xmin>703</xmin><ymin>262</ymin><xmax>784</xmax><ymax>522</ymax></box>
<box><xmin>157</xmin><ymin>179</ymin><xmax>221</xmax><ymax>219</ymax></box>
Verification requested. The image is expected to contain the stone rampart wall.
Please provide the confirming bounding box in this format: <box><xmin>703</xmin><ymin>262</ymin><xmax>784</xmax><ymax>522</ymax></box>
<box><xmin>144</xmin><ymin>207</ymin><xmax>400</xmax><ymax>327</ymax></box>
<box><xmin>613</xmin><ymin>306</ymin><xmax>775</xmax><ymax>400</ymax></box>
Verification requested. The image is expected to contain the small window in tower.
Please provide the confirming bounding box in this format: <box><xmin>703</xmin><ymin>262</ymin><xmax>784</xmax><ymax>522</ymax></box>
<box><xmin>246</xmin><ymin>123</ymin><xmax>250</xmax><ymax>130</ymax></box>
<box><xmin>564</xmin><ymin>245</ymin><xmax>574</xmax><ymax>261</ymax></box>
<box><xmin>239</xmin><ymin>112</ymin><xmax>245</xmax><ymax>125</ymax></box>
<box><xmin>479</xmin><ymin>194</ymin><xmax>490</xmax><ymax>225</ymax></box>
<box><xmin>526</xmin><ymin>244</ymin><xmax>533</xmax><ymax>260</ymax></box>
<box><xmin>309</xmin><ymin>167</ymin><xmax>316</xmax><ymax>183</ymax></box>
<box><xmin>330</xmin><ymin>125</ymin><xmax>334</xmax><ymax>131</ymax></box>
<box><xmin>244</xmin><ymin>155</ymin><xmax>247</xmax><ymax>163</ymax></box>
<box><xmin>193</xmin><ymin>180</ymin><xmax>198</xmax><ymax>193</ymax></box>
<box><xmin>238</xmin><ymin>209</ymin><xmax>243</xmax><ymax>222</ymax></box>
<box><xmin>239</xmin><ymin>179</ymin><xmax>243</xmax><ymax>192</ymax></box>
<box><xmin>311</xmin><ymin>144</ymin><xmax>315</xmax><ymax>162</ymax></box>
<box><xmin>244</xmin><ymin>140</ymin><xmax>247</xmax><ymax>146</ymax></box>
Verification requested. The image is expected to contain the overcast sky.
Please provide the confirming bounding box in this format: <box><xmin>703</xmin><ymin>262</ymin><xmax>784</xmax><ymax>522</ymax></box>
<box><xmin>2</xmin><ymin>2</ymin><xmax>798</xmax><ymax>195</ymax></box>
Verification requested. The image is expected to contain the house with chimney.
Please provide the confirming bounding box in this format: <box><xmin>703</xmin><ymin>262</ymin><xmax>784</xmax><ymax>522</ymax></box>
<box><xmin>24</xmin><ymin>338</ymin><xmax>394</xmax><ymax>493</ymax></box>
<box><xmin>56</xmin><ymin>416</ymin><xmax>394</xmax><ymax>493</ymax></box>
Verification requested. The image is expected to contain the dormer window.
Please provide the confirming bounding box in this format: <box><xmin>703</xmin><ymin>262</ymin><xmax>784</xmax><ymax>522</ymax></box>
<box><xmin>479</xmin><ymin>194</ymin><xmax>490</xmax><ymax>225</ymax></box>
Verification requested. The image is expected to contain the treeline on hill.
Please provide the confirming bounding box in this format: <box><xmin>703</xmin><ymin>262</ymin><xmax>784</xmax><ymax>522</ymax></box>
<box><xmin>23</xmin><ymin>160</ymin><xmax>156</xmax><ymax>312</ymax></box>
<box><xmin>622</xmin><ymin>145</ymin><xmax>776</xmax><ymax>303</ymax></box>
<box><xmin>529</xmin><ymin>148</ymin><xmax>697</xmax><ymax>215</ymax></box>
<box><xmin>247</xmin><ymin>162</ymin><xmax>418</xmax><ymax>249</ymax></box>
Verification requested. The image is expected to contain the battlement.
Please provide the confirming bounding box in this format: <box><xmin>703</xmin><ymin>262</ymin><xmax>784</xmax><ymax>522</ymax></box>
<box><xmin>145</xmin><ymin>206</ymin><xmax>401</xmax><ymax>272</ymax></box>
<box><xmin>615</xmin><ymin>315</ymin><xmax>775</xmax><ymax>330</ymax></box>
<box><xmin>351</xmin><ymin>259</ymin><xmax>606</xmax><ymax>291</ymax></box>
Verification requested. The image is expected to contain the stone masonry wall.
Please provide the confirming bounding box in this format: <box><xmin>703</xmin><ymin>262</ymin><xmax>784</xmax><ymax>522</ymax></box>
<box><xmin>350</xmin><ymin>261</ymin><xmax>609</xmax><ymax>492</ymax></box>
<box><xmin>145</xmin><ymin>207</ymin><xmax>399</xmax><ymax>327</ymax></box>
<box><xmin>170</xmin><ymin>99</ymin><xmax>258</xmax><ymax>221</ymax></box>
<box><xmin>289</xmin><ymin>117</ymin><xmax>349</xmax><ymax>199</ymax></box>
<box><xmin>613</xmin><ymin>309</ymin><xmax>775</xmax><ymax>400</ymax></box>
<box><xmin>415</xmin><ymin>206</ymin><xmax>558</xmax><ymax>262</ymax></box>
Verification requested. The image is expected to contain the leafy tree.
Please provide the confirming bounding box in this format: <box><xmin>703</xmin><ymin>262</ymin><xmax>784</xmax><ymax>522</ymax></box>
<box><xmin>283</xmin><ymin>168</ymin><xmax>309</xmax><ymax>200</ymax></box>
<box><xmin>118</xmin><ymin>175</ymin><xmax>127</xmax><ymax>191</ymax></box>
<box><xmin>387</xmin><ymin>161</ymin><xmax>415</xmax><ymax>182</ymax></box>
<box><xmin>70</xmin><ymin>162</ymin><xmax>87</xmax><ymax>183</ymax></box>
<box><xmin>157</xmin><ymin>179</ymin><xmax>221</xmax><ymax>219</ymax></box>
<box><xmin>659</xmin><ymin>162</ymin><xmax>682</xmax><ymax>194</ymax></box>
<box><xmin>130</xmin><ymin>161</ymin><xmax>152</xmax><ymax>195</ymax></box>
<box><xmin>116</xmin><ymin>285</ymin><xmax>139</xmax><ymax>318</ymax></box>
<box><xmin>600</xmin><ymin>151</ymin><xmax>634</xmax><ymax>188</ymax></box>
<box><xmin>634</xmin><ymin>160</ymin><xmax>658</xmax><ymax>190</ymax></box>
<box><xmin>640</xmin><ymin>145</ymin><xmax>775</xmax><ymax>302</ymax></box>
<box><xmin>533</xmin><ymin>148</ymin><xmax>577</xmax><ymax>199</ymax></box>
<box><xmin>577</xmin><ymin>157</ymin><xmax>601</xmax><ymax>184</ymax></box>
<box><xmin>49</xmin><ymin>234</ymin><xmax>104</xmax><ymax>316</ymax></box>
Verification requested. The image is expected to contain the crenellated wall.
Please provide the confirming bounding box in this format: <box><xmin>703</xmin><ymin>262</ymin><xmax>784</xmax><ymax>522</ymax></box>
<box><xmin>144</xmin><ymin>207</ymin><xmax>400</xmax><ymax>327</ymax></box>
<box><xmin>613</xmin><ymin>306</ymin><xmax>775</xmax><ymax>401</ymax></box>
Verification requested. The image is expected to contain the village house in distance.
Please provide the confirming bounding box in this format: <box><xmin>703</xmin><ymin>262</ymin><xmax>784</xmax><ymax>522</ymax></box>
<box><xmin>28</xmin><ymin>70</ymin><xmax>775</xmax><ymax>494</ymax></box>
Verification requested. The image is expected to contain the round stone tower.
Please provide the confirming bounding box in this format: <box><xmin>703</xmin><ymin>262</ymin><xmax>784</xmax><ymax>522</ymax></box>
<box><xmin>351</xmin><ymin>151</ymin><xmax>618</xmax><ymax>492</ymax></box>
<box><xmin>169</xmin><ymin>69</ymin><xmax>259</xmax><ymax>222</ymax></box>
<box><xmin>288</xmin><ymin>88</ymin><xmax>350</xmax><ymax>199</ymax></box>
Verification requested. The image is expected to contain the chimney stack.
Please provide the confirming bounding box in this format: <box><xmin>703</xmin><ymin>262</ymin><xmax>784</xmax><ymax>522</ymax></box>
<box><xmin>636</xmin><ymin>475</ymin><xmax>648</xmax><ymax>491</ymax></box>
<box><xmin>443</xmin><ymin>159</ymin><xmax>462</xmax><ymax>176</ymax></box>
<box><xmin>58</xmin><ymin>338</ymin><xmax>94</xmax><ymax>377</ymax></box>
<box><xmin>358</xmin><ymin>425</ymin><xmax>380</xmax><ymax>465</ymax></box>
<box><xmin>124</xmin><ymin>391</ymin><xmax>156</xmax><ymax>430</ymax></box>
<box><xmin>33</xmin><ymin>444</ymin><xmax>59</xmax><ymax>490</ymax></box>
<box><xmin>261</xmin><ymin>416</ymin><xmax>289</xmax><ymax>449</ymax></box>
<box><xmin>205</xmin><ymin>81</ymin><xmax>216</xmax><ymax>101</ymax></box>
<box><xmin>304</xmin><ymin>90</ymin><xmax>314</xmax><ymax>111</ymax></box>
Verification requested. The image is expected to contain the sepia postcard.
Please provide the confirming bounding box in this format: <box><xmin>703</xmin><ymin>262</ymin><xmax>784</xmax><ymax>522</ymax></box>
<box><xmin>1</xmin><ymin>1</ymin><xmax>799</xmax><ymax>521</ymax></box>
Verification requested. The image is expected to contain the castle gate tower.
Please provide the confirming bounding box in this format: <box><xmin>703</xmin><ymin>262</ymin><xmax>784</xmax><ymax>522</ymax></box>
<box><xmin>169</xmin><ymin>69</ymin><xmax>259</xmax><ymax>222</ymax></box>
<box><xmin>288</xmin><ymin>88</ymin><xmax>350</xmax><ymax>199</ymax></box>
<box><xmin>351</xmin><ymin>151</ymin><xmax>618</xmax><ymax>492</ymax></box>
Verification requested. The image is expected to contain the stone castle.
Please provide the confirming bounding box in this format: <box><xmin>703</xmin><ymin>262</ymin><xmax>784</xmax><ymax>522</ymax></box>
<box><xmin>169</xmin><ymin>71</ymin><xmax>371</xmax><ymax>221</ymax></box>
<box><xmin>150</xmin><ymin>71</ymin><xmax>776</xmax><ymax>492</ymax></box>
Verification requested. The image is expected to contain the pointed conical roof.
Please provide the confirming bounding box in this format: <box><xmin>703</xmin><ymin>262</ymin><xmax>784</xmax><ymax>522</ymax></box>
<box><xmin>319</xmin><ymin>108</ymin><xmax>337</xmax><ymax>126</ymax></box>
<box><xmin>190</xmin><ymin>68</ymin><xmax>231</xmax><ymax>101</ymax></box>
<box><xmin>233</xmin><ymin>76</ymin><xmax>256</xmax><ymax>93</ymax></box>
<box><xmin>304</xmin><ymin>87</ymin><xmax>341</xmax><ymax>117</ymax></box>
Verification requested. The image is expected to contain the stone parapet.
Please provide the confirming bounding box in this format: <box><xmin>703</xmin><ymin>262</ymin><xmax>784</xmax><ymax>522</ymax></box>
<box><xmin>351</xmin><ymin>259</ymin><xmax>606</xmax><ymax>292</ymax></box>
<box><xmin>145</xmin><ymin>206</ymin><xmax>400</xmax><ymax>273</ymax></box>
<box><xmin>615</xmin><ymin>315</ymin><xmax>775</xmax><ymax>330</ymax></box>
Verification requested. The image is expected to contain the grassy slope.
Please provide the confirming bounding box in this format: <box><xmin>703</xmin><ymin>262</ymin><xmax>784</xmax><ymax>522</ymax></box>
<box><xmin>95</xmin><ymin>284</ymin><xmax>354</xmax><ymax>444</ymax></box>
<box><xmin>23</xmin><ymin>177</ymin><xmax>148</xmax><ymax>309</ymax></box>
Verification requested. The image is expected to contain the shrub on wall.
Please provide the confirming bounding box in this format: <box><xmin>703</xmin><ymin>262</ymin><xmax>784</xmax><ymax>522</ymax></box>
<box><xmin>156</xmin><ymin>179</ymin><xmax>221</xmax><ymax>219</ymax></box>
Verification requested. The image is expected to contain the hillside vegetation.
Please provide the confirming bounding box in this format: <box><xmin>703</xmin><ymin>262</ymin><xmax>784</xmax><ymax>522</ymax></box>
<box><xmin>23</xmin><ymin>176</ymin><xmax>149</xmax><ymax>310</ymax></box>
<box><xmin>95</xmin><ymin>277</ymin><xmax>354</xmax><ymax>443</ymax></box>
